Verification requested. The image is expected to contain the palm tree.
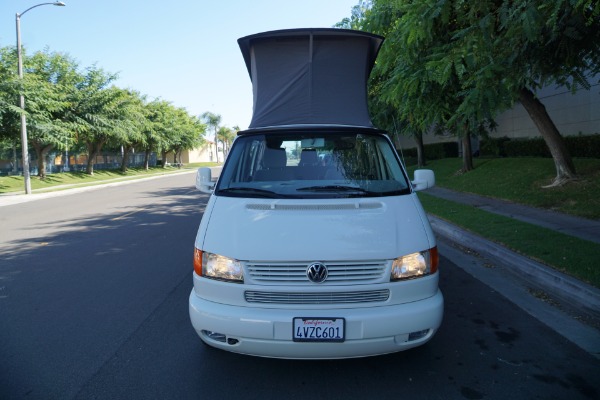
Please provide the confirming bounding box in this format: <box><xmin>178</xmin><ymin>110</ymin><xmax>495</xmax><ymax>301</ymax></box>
<box><xmin>217</xmin><ymin>126</ymin><xmax>235</xmax><ymax>159</ymax></box>
<box><xmin>200</xmin><ymin>111</ymin><xmax>221</xmax><ymax>162</ymax></box>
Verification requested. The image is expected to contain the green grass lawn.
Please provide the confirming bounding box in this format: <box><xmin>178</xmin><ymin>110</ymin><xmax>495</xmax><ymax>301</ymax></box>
<box><xmin>407</xmin><ymin>157</ymin><xmax>600</xmax><ymax>219</ymax></box>
<box><xmin>418</xmin><ymin>192</ymin><xmax>600</xmax><ymax>288</ymax></box>
<box><xmin>405</xmin><ymin>157</ymin><xmax>600</xmax><ymax>287</ymax></box>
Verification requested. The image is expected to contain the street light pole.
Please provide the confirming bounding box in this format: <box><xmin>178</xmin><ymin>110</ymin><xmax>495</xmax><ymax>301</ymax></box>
<box><xmin>15</xmin><ymin>2</ymin><xmax>66</xmax><ymax>194</ymax></box>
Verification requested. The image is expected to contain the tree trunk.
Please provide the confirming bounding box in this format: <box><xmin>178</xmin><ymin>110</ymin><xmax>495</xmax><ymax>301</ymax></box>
<box><xmin>462</xmin><ymin>132</ymin><xmax>474</xmax><ymax>172</ymax></box>
<box><xmin>12</xmin><ymin>143</ymin><xmax>18</xmax><ymax>174</ymax></box>
<box><xmin>86</xmin><ymin>141</ymin><xmax>105</xmax><ymax>175</ymax></box>
<box><xmin>213</xmin><ymin>127</ymin><xmax>219</xmax><ymax>163</ymax></box>
<box><xmin>176</xmin><ymin>149</ymin><xmax>183</xmax><ymax>166</ymax></box>
<box><xmin>32</xmin><ymin>143</ymin><xmax>43</xmax><ymax>179</ymax></box>
<box><xmin>31</xmin><ymin>142</ymin><xmax>54</xmax><ymax>179</ymax></box>
<box><xmin>519</xmin><ymin>87</ymin><xmax>576</xmax><ymax>186</ymax></box>
<box><xmin>414</xmin><ymin>132</ymin><xmax>426</xmax><ymax>168</ymax></box>
<box><xmin>121</xmin><ymin>145</ymin><xmax>133</xmax><ymax>173</ymax></box>
<box><xmin>86</xmin><ymin>145</ymin><xmax>96</xmax><ymax>175</ymax></box>
<box><xmin>143</xmin><ymin>149</ymin><xmax>151</xmax><ymax>170</ymax></box>
<box><xmin>161</xmin><ymin>150</ymin><xmax>168</xmax><ymax>168</ymax></box>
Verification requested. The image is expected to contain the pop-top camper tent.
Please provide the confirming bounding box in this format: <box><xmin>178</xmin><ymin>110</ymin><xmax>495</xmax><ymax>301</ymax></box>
<box><xmin>238</xmin><ymin>28</ymin><xmax>384</xmax><ymax>130</ymax></box>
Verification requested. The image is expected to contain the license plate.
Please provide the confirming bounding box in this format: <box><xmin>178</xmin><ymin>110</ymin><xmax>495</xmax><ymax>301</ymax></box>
<box><xmin>293</xmin><ymin>318</ymin><xmax>345</xmax><ymax>342</ymax></box>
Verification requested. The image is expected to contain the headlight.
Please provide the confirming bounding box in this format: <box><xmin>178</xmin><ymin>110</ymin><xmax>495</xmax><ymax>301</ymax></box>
<box><xmin>193</xmin><ymin>248</ymin><xmax>243</xmax><ymax>283</ymax></box>
<box><xmin>390</xmin><ymin>247</ymin><xmax>438</xmax><ymax>281</ymax></box>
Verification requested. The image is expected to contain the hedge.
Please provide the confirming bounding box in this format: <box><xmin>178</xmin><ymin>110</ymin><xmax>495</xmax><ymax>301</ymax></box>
<box><xmin>398</xmin><ymin>141</ymin><xmax>459</xmax><ymax>161</ymax></box>
<box><xmin>400</xmin><ymin>134</ymin><xmax>599</xmax><ymax>160</ymax></box>
<box><xmin>481</xmin><ymin>134</ymin><xmax>600</xmax><ymax>158</ymax></box>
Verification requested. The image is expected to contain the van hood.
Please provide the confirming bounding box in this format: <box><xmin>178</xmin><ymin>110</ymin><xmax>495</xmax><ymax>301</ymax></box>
<box><xmin>198</xmin><ymin>195</ymin><xmax>434</xmax><ymax>262</ymax></box>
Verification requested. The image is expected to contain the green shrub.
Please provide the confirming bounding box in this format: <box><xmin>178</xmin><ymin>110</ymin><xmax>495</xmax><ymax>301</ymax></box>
<box><xmin>480</xmin><ymin>137</ymin><xmax>511</xmax><ymax>157</ymax></box>
<box><xmin>425</xmin><ymin>143</ymin><xmax>445</xmax><ymax>160</ymax></box>
<box><xmin>566</xmin><ymin>134</ymin><xmax>600</xmax><ymax>158</ymax></box>
<box><xmin>400</xmin><ymin>134</ymin><xmax>599</xmax><ymax>160</ymax></box>
<box><xmin>399</xmin><ymin>147</ymin><xmax>417</xmax><ymax>158</ymax></box>
<box><xmin>400</xmin><ymin>156</ymin><xmax>418</xmax><ymax>166</ymax></box>
<box><xmin>485</xmin><ymin>134</ymin><xmax>599</xmax><ymax>158</ymax></box>
<box><xmin>442</xmin><ymin>142</ymin><xmax>459</xmax><ymax>157</ymax></box>
<box><xmin>504</xmin><ymin>137</ymin><xmax>550</xmax><ymax>157</ymax></box>
<box><xmin>397</xmin><ymin>141</ymin><xmax>459</xmax><ymax>161</ymax></box>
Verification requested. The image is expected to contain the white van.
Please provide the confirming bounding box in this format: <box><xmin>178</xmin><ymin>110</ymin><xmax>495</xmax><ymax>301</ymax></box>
<box><xmin>189</xmin><ymin>29</ymin><xmax>443</xmax><ymax>359</ymax></box>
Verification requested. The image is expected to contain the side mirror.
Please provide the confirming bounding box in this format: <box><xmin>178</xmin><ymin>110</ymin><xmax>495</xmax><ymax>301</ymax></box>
<box><xmin>196</xmin><ymin>167</ymin><xmax>215</xmax><ymax>193</ymax></box>
<box><xmin>412</xmin><ymin>169</ymin><xmax>435</xmax><ymax>191</ymax></box>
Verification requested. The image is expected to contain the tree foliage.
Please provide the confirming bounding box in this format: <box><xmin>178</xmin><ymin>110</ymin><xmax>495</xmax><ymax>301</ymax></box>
<box><xmin>0</xmin><ymin>47</ymin><xmax>20</xmax><ymax>164</ymax></box>
<box><xmin>356</xmin><ymin>0</ymin><xmax>600</xmax><ymax>183</ymax></box>
<box><xmin>201</xmin><ymin>111</ymin><xmax>222</xmax><ymax>162</ymax></box>
<box><xmin>24</xmin><ymin>50</ymin><xmax>79</xmax><ymax>177</ymax></box>
<box><xmin>0</xmin><ymin>46</ymin><xmax>209</xmax><ymax>177</ymax></box>
<box><xmin>165</xmin><ymin>107</ymin><xmax>206</xmax><ymax>166</ymax></box>
<box><xmin>217</xmin><ymin>126</ymin><xmax>235</xmax><ymax>159</ymax></box>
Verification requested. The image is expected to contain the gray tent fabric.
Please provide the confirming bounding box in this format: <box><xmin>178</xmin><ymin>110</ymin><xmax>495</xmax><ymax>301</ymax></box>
<box><xmin>238</xmin><ymin>28</ymin><xmax>384</xmax><ymax>129</ymax></box>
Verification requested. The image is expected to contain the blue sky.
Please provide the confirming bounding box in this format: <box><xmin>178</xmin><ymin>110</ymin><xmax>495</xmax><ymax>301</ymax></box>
<box><xmin>0</xmin><ymin>0</ymin><xmax>359</xmax><ymax>130</ymax></box>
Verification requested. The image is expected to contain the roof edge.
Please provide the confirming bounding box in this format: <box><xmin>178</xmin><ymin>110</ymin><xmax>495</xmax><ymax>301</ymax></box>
<box><xmin>237</xmin><ymin>28</ymin><xmax>384</xmax><ymax>79</ymax></box>
<box><xmin>237</xmin><ymin>125</ymin><xmax>386</xmax><ymax>135</ymax></box>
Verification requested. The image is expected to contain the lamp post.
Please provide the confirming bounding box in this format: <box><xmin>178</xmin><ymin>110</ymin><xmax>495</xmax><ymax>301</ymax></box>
<box><xmin>16</xmin><ymin>2</ymin><xmax>66</xmax><ymax>194</ymax></box>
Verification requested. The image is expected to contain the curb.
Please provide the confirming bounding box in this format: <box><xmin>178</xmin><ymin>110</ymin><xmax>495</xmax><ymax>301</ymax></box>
<box><xmin>429</xmin><ymin>215</ymin><xmax>600</xmax><ymax>320</ymax></box>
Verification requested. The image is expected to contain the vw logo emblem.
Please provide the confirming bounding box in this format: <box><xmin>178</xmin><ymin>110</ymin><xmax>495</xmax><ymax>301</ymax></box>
<box><xmin>307</xmin><ymin>262</ymin><xmax>328</xmax><ymax>283</ymax></box>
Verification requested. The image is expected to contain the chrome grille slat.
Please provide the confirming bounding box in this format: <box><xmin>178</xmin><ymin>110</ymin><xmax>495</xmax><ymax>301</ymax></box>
<box><xmin>244</xmin><ymin>289</ymin><xmax>390</xmax><ymax>304</ymax></box>
<box><xmin>246</xmin><ymin>261</ymin><xmax>387</xmax><ymax>285</ymax></box>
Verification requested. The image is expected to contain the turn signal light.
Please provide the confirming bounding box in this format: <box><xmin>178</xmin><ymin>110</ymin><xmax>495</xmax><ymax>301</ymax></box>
<box><xmin>194</xmin><ymin>248</ymin><xmax>203</xmax><ymax>276</ymax></box>
<box><xmin>430</xmin><ymin>246</ymin><xmax>439</xmax><ymax>274</ymax></box>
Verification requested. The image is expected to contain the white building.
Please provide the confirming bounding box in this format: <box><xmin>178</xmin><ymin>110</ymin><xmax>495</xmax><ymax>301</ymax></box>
<box><xmin>394</xmin><ymin>82</ymin><xmax>600</xmax><ymax>150</ymax></box>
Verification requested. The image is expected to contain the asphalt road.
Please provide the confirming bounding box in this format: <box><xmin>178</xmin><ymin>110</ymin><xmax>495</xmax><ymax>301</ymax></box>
<box><xmin>1</xmin><ymin>174</ymin><xmax>598</xmax><ymax>400</ymax></box>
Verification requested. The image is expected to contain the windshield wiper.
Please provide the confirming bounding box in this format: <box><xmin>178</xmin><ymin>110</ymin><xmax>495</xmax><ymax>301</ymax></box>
<box><xmin>217</xmin><ymin>187</ymin><xmax>280</xmax><ymax>198</ymax></box>
<box><xmin>296</xmin><ymin>185</ymin><xmax>378</xmax><ymax>195</ymax></box>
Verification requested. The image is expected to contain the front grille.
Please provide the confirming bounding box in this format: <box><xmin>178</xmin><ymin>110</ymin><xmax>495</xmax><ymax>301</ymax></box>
<box><xmin>246</xmin><ymin>261</ymin><xmax>387</xmax><ymax>285</ymax></box>
<box><xmin>244</xmin><ymin>289</ymin><xmax>390</xmax><ymax>304</ymax></box>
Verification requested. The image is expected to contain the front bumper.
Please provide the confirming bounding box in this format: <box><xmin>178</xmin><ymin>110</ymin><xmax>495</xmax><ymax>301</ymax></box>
<box><xmin>189</xmin><ymin>288</ymin><xmax>444</xmax><ymax>359</ymax></box>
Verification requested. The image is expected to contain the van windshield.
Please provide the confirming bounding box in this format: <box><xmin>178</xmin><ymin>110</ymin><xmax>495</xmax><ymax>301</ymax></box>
<box><xmin>215</xmin><ymin>131</ymin><xmax>411</xmax><ymax>199</ymax></box>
